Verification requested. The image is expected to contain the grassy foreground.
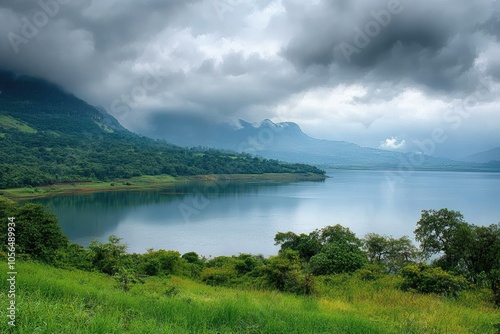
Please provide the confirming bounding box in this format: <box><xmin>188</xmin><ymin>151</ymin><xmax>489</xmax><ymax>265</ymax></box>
<box><xmin>1</xmin><ymin>262</ymin><xmax>498</xmax><ymax>333</ymax></box>
<box><xmin>0</xmin><ymin>173</ymin><xmax>327</xmax><ymax>199</ymax></box>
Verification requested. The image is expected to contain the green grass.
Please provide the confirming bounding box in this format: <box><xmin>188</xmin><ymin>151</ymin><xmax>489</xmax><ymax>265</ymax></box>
<box><xmin>0</xmin><ymin>115</ymin><xmax>37</xmax><ymax>134</ymax></box>
<box><xmin>0</xmin><ymin>262</ymin><xmax>498</xmax><ymax>333</ymax></box>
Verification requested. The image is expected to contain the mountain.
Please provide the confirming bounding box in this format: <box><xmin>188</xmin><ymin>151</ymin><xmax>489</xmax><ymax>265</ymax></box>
<box><xmin>463</xmin><ymin>147</ymin><xmax>500</xmax><ymax>163</ymax></box>
<box><xmin>139</xmin><ymin>114</ymin><xmax>463</xmax><ymax>169</ymax></box>
<box><xmin>0</xmin><ymin>71</ymin><xmax>324</xmax><ymax>189</ymax></box>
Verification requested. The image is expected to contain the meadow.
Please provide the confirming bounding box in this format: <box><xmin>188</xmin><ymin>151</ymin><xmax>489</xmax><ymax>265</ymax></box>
<box><xmin>0</xmin><ymin>261</ymin><xmax>498</xmax><ymax>334</ymax></box>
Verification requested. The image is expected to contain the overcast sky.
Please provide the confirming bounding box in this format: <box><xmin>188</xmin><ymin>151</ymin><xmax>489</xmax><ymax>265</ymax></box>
<box><xmin>1</xmin><ymin>0</ymin><xmax>499</xmax><ymax>158</ymax></box>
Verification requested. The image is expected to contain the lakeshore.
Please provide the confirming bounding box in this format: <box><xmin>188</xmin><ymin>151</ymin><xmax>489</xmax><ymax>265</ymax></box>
<box><xmin>0</xmin><ymin>172</ymin><xmax>327</xmax><ymax>200</ymax></box>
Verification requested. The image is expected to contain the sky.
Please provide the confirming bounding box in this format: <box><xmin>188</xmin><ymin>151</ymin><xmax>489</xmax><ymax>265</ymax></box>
<box><xmin>1</xmin><ymin>0</ymin><xmax>500</xmax><ymax>158</ymax></box>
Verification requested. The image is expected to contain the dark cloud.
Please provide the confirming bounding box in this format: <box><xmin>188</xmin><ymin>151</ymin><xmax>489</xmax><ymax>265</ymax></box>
<box><xmin>282</xmin><ymin>0</ymin><xmax>493</xmax><ymax>95</ymax></box>
<box><xmin>0</xmin><ymin>0</ymin><xmax>499</xmax><ymax>156</ymax></box>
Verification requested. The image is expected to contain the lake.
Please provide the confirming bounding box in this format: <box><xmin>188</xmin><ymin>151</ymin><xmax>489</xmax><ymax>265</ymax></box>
<box><xmin>27</xmin><ymin>170</ymin><xmax>500</xmax><ymax>257</ymax></box>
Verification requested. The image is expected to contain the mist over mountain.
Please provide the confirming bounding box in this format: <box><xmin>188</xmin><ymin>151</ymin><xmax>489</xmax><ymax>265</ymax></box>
<box><xmin>0</xmin><ymin>71</ymin><xmax>323</xmax><ymax>188</ymax></box>
<box><xmin>136</xmin><ymin>113</ymin><xmax>467</xmax><ymax>169</ymax></box>
<box><xmin>463</xmin><ymin>147</ymin><xmax>500</xmax><ymax>163</ymax></box>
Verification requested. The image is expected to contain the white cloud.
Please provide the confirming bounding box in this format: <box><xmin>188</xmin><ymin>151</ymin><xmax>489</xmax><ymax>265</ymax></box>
<box><xmin>379</xmin><ymin>137</ymin><xmax>407</xmax><ymax>150</ymax></box>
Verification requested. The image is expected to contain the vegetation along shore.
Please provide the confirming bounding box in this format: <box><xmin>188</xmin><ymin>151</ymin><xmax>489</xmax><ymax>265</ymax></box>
<box><xmin>0</xmin><ymin>201</ymin><xmax>499</xmax><ymax>333</ymax></box>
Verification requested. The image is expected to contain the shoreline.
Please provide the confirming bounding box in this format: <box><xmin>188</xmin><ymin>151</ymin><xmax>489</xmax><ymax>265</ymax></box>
<box><xmin>0</xmin><ymin>173</ymin><xmax>327</xmax><ymax>200</ymax></box>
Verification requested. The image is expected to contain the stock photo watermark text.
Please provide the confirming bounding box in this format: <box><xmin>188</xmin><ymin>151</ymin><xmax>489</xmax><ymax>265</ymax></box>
<box><xmin>6</xmin><ymin>217</ymin><xmax>17</xmax><ymax>327</ymax></box>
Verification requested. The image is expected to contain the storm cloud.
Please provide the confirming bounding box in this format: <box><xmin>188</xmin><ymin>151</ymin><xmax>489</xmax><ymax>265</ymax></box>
<box><xmin>1</xmin><ymin>0</ymin><xmax>499</xmax><ymax>158</ymax></box>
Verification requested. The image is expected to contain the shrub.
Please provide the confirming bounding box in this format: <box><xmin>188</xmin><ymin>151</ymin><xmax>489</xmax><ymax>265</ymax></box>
<box><xmin>115</xmin><ymin>267</ymin><xmax>139</xmax><ymax>291</ymax></box>
<box><xmin>356</xmin><ymin>264</ymin><xmax>385</xmax><ymax>281</ymax></box>
<box><xmin>141</xmin><ymin>249</ymin><xmax>182</xmax><ymax>276</ymax></box>
<box><xmin>55</xmin><ymin>243</ymin><xmax>93</xmax><ymax>270</ymax></box>
<box><xmin>201</xmin><ymin>267</ymin><xmax>237</xmax><ymax>286</ymax></box>
<box><xmin>309</xmin><ymin>242</ymin><xmax>367</xmax><ymax>275</ymax></box>
<box><xmin>88</xmin><ymin>235</ymin><xmax>127</xmax><ymax>275</ymax></box>
<box><xmin>400</xmin><ymin>264</ymin><xmax>470</xmax><ymax>296</ymax></box>
<box><xmin>0</xmin><ymin>202</ymin><xmax>69</xmax><ymax>263</ymax></box>
<box><xmin>260</xmin><ymin>250</ymin><xmax>314</xmax><ymax>295</ymax></box>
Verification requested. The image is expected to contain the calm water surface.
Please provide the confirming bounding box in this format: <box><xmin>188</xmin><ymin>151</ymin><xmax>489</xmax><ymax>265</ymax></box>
<box><xmin>28</xmin><ymin>170</ymin><xmax>500</xmax><ymax>256</ymax></box>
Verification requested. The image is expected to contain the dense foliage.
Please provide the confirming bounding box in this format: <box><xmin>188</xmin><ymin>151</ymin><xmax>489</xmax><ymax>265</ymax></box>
<box><xmin>415</xmin><ymin>208</ymin><xmax>500</xmax><ymax>304</ymax></box>
<box><xmin>0</xmin><ymin>71</ymin><xmax>324</xmax><ymax>189</ymax></box>
<box><xmin>0</xmin><ymin>198</ymin><xmax>69</xmax><ymax>262</ymax></box>
<box><xmin>1</xmin><ymin>200</ymin><xmax>499</xmax><ymax>306</ymax></box>
<box><xmin>400</xmin><ymin>264</ymin><xmax>470</xmax><ymax>296</ymax></box>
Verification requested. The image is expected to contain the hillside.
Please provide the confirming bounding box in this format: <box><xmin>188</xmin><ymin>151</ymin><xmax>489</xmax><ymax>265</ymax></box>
<box><xmin>1</xmin><ymin>261</ymin><xmax>498</xmax><ymax>334</ymax></box>
<box><xmin>0</xmin><ymin>71</ymin><xmax>324</xmax><ymax>189</ymax></box>
<box><xmin>137</xmin><ymin>114</ymin><xmax>466</xmax><ymax>169</ymax></box>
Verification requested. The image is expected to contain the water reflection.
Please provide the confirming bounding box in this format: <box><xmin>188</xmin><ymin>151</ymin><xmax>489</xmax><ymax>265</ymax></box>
<box><xmin>25</xmin><ymin>171</ymin><xmax>500</xmax><ymax>256</ymax></box>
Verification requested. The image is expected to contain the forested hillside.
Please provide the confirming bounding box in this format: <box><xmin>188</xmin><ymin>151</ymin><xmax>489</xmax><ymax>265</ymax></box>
<box><xmin>0</xmin><ymin>71</ymin><xmax>324</xmax><ymax>189</ymax></box>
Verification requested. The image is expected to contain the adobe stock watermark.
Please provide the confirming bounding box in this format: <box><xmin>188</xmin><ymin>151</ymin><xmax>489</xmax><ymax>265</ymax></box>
<box><xmin>6</xmin><ymin>217</ymin><xmax>17</xmax><ymax>327</ymax></box>
<box><xmin>110</xmin><ymin>65</ymin><xmax>167</xmax><ymax>116</ymax></box>
<box><xmin>212</xmin><ymin>0</ymin><xmax>244</xmax><ymax>20</ymax></box>
<box><xmin>385</xmin><ymin>78</ymin><xmax>492</xmax><ymax>188</ymax></box>
<box><xmin>7</xmin><ymin>0</ymin><xmax>69</xmax><ymax>54</ymax></box>
<box><xmin>339</xmin><ymin>0</ymin><xmax>403</xmax><ymax>63</ymax></box>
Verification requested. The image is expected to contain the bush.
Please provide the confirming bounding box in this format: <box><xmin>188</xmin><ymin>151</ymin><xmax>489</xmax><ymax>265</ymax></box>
<box><xmin>141</xmin><ymin>249</ymin><xmax>182</xmax><ymax>276</ymax></box>
<box><xmin>309</xmin><ymin>242</ymin><xmax>367</xmax><ymax>275</ymax></box>
<box><xmin>400</xmin><ymin>264</ymin><xmax>470</xmax><ymax>296</ymax></box>
<box><xmin>0</xmin><ymin>202</ymin><xmax>69</xmax><ymax>263</ymax></box>
<box><xmin>356</xmin><ymin>264</ymin><xmax>385</xmax><ymax>281</ymax></box>
<box><xmin>260</xmin><ymin>250</ymin><xmax>314</xmax><ymax>295</ymax></box>
<box><xmin>201</xmin><ymin>267</ymin><xmax>237</xmax><ymax>286</ymax></box>
<box><xmin>88</xmin><ymin>235</ymin><xmax>127</xmax><ymax>275</ymax></box>
<box><xmin>114</xmin><ymin>267</ymin><xmax>139</xmax><ymax>292</ymax></box>
<box><xmin>55</xmin><ymin>243</ymin><xmax>93</xmax><ymax>270</ymax></box>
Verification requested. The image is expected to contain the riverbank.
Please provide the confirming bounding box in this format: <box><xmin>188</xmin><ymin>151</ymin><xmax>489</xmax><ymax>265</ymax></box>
<box><xmin>0</xmin><ymin>172</ymin><xmax>327</xmax><ymax>200</ymax></box>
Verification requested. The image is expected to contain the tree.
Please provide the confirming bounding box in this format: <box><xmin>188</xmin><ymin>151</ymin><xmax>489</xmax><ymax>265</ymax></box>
<box><xmin>414</xmin><ymin>208</ymin><xmax>468</xmax><ymax>264</ymax></box>
<box><xmin>363</xmin><ymin>233</ymin><xmax>388</xmax><ymax>263</ymax></box>
<box><xmin>261</xmin><ymin>249</ymin><xmax>313</xmax><ymax>294</ymax></box>
<box><xmin>309</xmin><ymin>225</ymin><xmax>366</xmax><ymax>275</ymax></box>
<box><xmin>309</xmin><ymin>240</ymin><xmax>367</xmax><ymax>275</ymax></box>
<box><xmin>88</xmin><ymin>235</ymin><xmax>127</xmax><ymax>275</ymax></box>
<box><xmin>274</xmin><ymin>231</ymin><xmax>321</xmax><ymax>262</ymax></box>
<box><xmin>275</xmin><ymin>225</ymin><xmax>367</xmax><ymax>275</ymax></box>
<box><xmin>455</xmin><ymin>223</ymin><xmax>500</xmax><ymax>284</ymax></box>
<box><xmin>0</xmin><ymin>202</ymin><xmax>69</xmax><ymax>263</ymax></box>
<box><xmin>415</xmin><ymin>209</ymin><xmax>500</xmax><ymax>285</ymax></box>
<box><xmin>363</xmin><ymin>233</ymin><xmax>420</xmax><ymax>273</ymax></box>
<box><xmin>318</xmin><ymin>225</ymin><xmax>362</xmax><ymax>248</ymax></box>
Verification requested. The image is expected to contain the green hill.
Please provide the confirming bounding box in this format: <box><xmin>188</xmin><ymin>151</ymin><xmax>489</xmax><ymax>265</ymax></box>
<box><xmin>0</xmin><ymin>70</ymin><xmax>324</xmax><ymax>189</ymax></box>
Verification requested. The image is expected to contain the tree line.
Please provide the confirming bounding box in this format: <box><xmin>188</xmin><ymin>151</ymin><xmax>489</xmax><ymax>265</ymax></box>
<box><xmin>0</xmin><ymin>200</ymin><xmax>499</xmax><ymax>305</ymax></box>
<box><xmin>0</xmin><ymin>127</ymin><xmax>324</xmax><ymax>189</ymax></box>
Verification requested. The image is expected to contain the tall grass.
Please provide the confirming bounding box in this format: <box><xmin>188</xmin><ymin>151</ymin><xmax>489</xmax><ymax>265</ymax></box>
<box><xmin>1</xmin><ymin>262</ymin><xmax>499</xmax><ymax>333</ymax></box>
